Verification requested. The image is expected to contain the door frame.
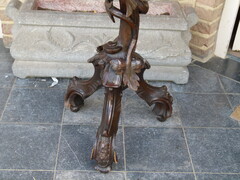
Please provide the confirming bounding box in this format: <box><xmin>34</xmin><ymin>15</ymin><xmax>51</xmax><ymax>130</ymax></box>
<box><xmin>214</xmin><ymin>0</ymin><xmax>240</xmax><ymax>58</ymax></box>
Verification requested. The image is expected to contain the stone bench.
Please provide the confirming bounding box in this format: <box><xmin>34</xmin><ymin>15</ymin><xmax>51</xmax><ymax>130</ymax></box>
<box><xmin>6</xmin><ymin>0</ymin><xmax>197</xmax><ymax>84</ymax></box>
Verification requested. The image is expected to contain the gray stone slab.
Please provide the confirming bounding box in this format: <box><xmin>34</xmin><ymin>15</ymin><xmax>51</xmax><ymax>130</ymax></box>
<box><xmin>122</xmin><ymin>89</ymin><xmax>181</xmax><ymax>128</ymax></box>
<box><xmin>174</xmin><ymin>93</ymin><xmax>239</xmax><ymax>127</ymax></box>
<box><xmin>11</xmin><ymin>26</ymin><xmax>191</xmax><ymax>66</ymax></box>
<box><xmin>7</xmin><ymin>0</ymin><xmax>197</xmax><ymax>84</ymax></box>
<box><xmin>185</xmin><ymin>128</ymin><xmax>240</xmax><ymax>173</ymax></box>
<box><xmin>126</xmin><ymin>172</ymin><xmax>195</xmax><ymax>180</ymax></box>
<box><xmin>0</xmin><ymin>88</ymin><xmax>11</xmax><ymax>119</ymax></box>
<box><xmin>219</xmin><ymin>76</ymin><xmax>240</xmax><ymax>93</ymax></box>
<box><xmin>56</xmin><ymin>171</ymin><xmax>125</xmax><ymax>180</ymax></box>
<box><xmin>196</xmin><ymin>173</ymin><xmax>240</xmax><ymax>180</ymax></box>
<box><xmin>12</xmin><ymin>61</ymin><xmax>189</xmax><ymax>84</ymax></box>
<box><xmin>125</xmin><ymin>127</ymin><xmax>192</xmax><ymax>172</ymax></box>
<box><xmin>12</xmin><ymin>0</ymin><xmax>187</xmax><ymax>30</ymax></box>
<box><xmin>15</xmin><ymin>77</ymin><xmax>69</xmax><ymax>89</ymax></box>
<box><xmin>0</xmin><ymin>124</ymin><xmax>60</xmax><ymax>170</ymax></box>
<box><xmin>0</xmin><ymin>171</ymin><xmax>53</xmax><ymax>180</ymax></box>
<box><xmin>171</xmin><ymin>66</ymin><xmax>224</xmax><ymax>93</ymax></box>
<box><xmin>57</xmin><ymin>125</ymin><xmax>124</xmax><ymax>171</ymax></box>
<box><xmin>2</xmin><ymin>88</ymin><xmax>65</xmax><ymax>123</ymax></box>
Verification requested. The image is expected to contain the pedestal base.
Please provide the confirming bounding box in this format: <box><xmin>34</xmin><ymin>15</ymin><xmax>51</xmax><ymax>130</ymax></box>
<box><xmin>65</xmin><ymin>55</ymin><xmax>173</xmax><ymax>173</ymax></box>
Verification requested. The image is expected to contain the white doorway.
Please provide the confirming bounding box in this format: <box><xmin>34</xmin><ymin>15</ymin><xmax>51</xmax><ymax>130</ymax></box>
<box><xmin>215</xmin><ymin>0</ymin><xmax>240</xmax><ymax>58</ymax></box>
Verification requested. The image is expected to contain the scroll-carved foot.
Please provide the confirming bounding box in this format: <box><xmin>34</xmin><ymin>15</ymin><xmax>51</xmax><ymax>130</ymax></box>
<box><xmin>91</xmin><ymin>88</ymin><xmax>122</xmax><ymax>173</ymax></box>
<box><xmin>136</xmin><ymin>62</ymin><xmax>173</xmax><ymax>121</ymax></box>
<box><xmin>65</xmin><ymin>65</ymin><xmax>102</xmax><ymax>112</ymax></box>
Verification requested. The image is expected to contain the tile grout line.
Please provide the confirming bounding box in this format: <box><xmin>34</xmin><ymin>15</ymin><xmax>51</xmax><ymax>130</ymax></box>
<box><xmin>121</xmin><ymin>116</ymin><xmax>127</xmax><ymax>180</ymax></box>
<box><xmin>217</xmin><ymin>75</ymin><xmax>240</xmax><ymax>126</ymax></box>
<box><xmin>181</xmin><ymin>126</ymin><xmax>197</xmax><ymax>180</ymax></box>
<box><xmin>193</xmin><ymin>63</ymin><xmax>240</xmax><ymax>84</ymax></box>
<box><xmin>1</xmin><ymin>168</ymin><xmax>240</xmax><ymax>175</ymax></box>
<box><xmin>0</xmin><ymin>78</ymin><xmax>16</xmax><ymax>121</ymax></box>
<box><xmin>218</xmin><ymin>75</ymin><xmax>234</xmax><ymax>109</ymax></box>
<box><xmin>52</xmin><ymin>107</ymin><xmax>66</xmax><ymax>180</ymax></box>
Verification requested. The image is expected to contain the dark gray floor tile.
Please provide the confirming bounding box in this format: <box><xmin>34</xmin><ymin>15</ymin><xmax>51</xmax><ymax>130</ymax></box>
<box><xmin>57</xmin><ymin>125</ymin><xmax>124</xmax><ymax>171</ymax></box>
<box><xmin>0</xmin><ymin>40</ymin><xmax>10</xmax><ymax>54</ymax></box>
<box><xmin>227</xmin><ymin>95</ymin><xmax>240</xmax><ymax>109</ymax></box>
<box><xmin>0</xmin><ymin>61</ymin><xmax>13</xmax><ymax>74</ymax></box>
<box><xmin>125</xmin><ymin>127</ymin><xmax>192</xmax><ymax>172</ymax></box>
<box><xmin>194</xmin><ymin>57</ymin><xmax>240</xmax><ymax>82</ymax></box>
<box><xmin>63</xmin><ymin>89</ymin><xmax>105</xmax><ymax>125</ymax></box>
<box><xmin>219</xmin><ymin>76</ymin><xmax>240</xmax><ymax>93</ymax></box>
<box><xmin>0</xmin><ymin>124</ymin><xmax>60</xmax><ymax>170</ymax></box>
<box><xmin>0</xmin><ymin>88</ymin><xmax>11</xmax><ymax>118</ymax></box>
<box><xmin>0</xmin><ymin>53</ymin><xmax>14</xmax><ymax>62</ymax></box>
<box><xmin>171</xmin><ymin>66</ymin><xmax>224</xmax><ymax>93</ymax></box>
<box><xmin>175</xmin><ymin>93</ymin><xmax>239</xmax><ymax>127</ymax></box>
<box><xmin>122</xmin><ymin>90</ymin><xmax>181</xmax><ymax>127</ymax></box>
<box><xmin>196</xmin><ymin>173</ymin><xmax>240</xmax><ymax>180</ymax></box>
<box><xmin>186</xmin><ymin>128</ymin><xmax>240</xmax><ymax>173</ymax></box>
<box><xmin>2</xmin><ymin>88</ymin><xmax>65</xmax><ymax>123</ymax></box>
<box><xmin>0</xmin><ymin>171</ymin><xmax>53</xmax><ymax>180</ymax></box>
<box><xmin>126</xmin><ymin>172</ymin><xmax>195</xmax><ymax>180</ymax></box>
<box><xmin>0</xmin><ymin>73</ymin><xmax>15</xmax><ymax>88</ymax></box>
<box><xmin>56</xmin><ymin>171</ymin><xmax>125</xmax><ymax>180</ymax></box>
<box><xmin>15</xmin><ymin>77</ymin><xmax>69</xmax><ymax>89</ymax></box>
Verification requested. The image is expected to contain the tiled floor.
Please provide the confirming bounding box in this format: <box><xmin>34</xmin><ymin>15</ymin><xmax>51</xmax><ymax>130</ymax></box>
<box><xmin>0</xmin><ymin>40</ymin><xmax>240</xmax><ymax>180</ymax></box>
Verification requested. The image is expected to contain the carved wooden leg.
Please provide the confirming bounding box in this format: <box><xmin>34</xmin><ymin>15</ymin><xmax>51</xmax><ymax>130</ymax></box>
<box><xmin>136</xmin><ymin>62</ymin><xmax>173</xmax><ymax>121</ymax></box>
<box><xmin>91</xmin><ymin>87</ymin><xmax>122</xmax><ymax>173</ymax></box>
<box><xmin>65</xmin><ymin>64</ymin><xmax>102</xmax><ymax>112</ymax></box>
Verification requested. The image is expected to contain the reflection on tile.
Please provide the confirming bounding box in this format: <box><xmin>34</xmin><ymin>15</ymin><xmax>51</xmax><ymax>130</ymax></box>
<box><xmin>122</xmin><ymin>90</ymin><xmax>181</xmax><ymax>127</ymax></box>
<box><xmin>194</xmin><ymin>57</ymin><xmax>240</xmax><ymax>82</ymax></box>
<box><xmin>0</xmin><ymin>124</ymin><xmax>60</xmax><ymax>170</ymax></box>
<box><xmin>2</xmin><ymin>88</ymin><xmax>65</xmax><ymax>123</ymax></box>
<box><xmin>125</xmin><ymin>127</ymin><xmax>192</xmax><ymax>172</ymax></box>
<box><xmin>57</xmin><ymin>125</ymin><xmax>124</xmax><ymax>171</ymax></box>
<box><xmin>63</xmin><ymin>89</ymin><xmax>104</xmax><ymax>125</ymax></box>
<box><xmin>171</xmin><ymin>66</ymin><xmax>224</xmax><ymax>93</ymax></box>
<box><xmin>196</xmin><ymin>173</ymin><xmax>240</xmax><ymax>180</ymax></box>
<box><xmin>15</xmin><ymin>77</ymin><xmax>69</xmax><ymax>89</ymax></box>
<box><xmin>56</xmin><ymin>171</ymin><xmax>125</xmax><ymax>180</ymax></box>
<box><xmin>0</xmin><ymin>171</ymin><xmax>53</xmax><ymax>180</ymax></box>
<box><xmin>126</xmin><ymin>172</ymin><xmax>195</xmax><ymax>180</ymax></box>
<box><xmin>175</xmin><ymin>93</ymin><xmax>239</xmax><ymax>127</ymax></box>
<box><xmin>186</xmin><ymin>128</ymin><xmax>240</xmax><ymax>173</ymax></box>
<box><xmin>219</xmin><ymin>76</ymin><xmax>240</xmax><ymax>93</ymax></box>
<box><xmin>0</xmin><ymin>73</ymin><xmax>15</xmax><ymax>88</ymax></box>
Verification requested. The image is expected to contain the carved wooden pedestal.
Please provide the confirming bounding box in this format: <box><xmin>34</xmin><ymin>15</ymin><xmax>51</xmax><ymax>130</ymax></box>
<box><xmin>65</xmin><ymin>0</ymin><xmax>173</xmax><ymax>173</ymax></box>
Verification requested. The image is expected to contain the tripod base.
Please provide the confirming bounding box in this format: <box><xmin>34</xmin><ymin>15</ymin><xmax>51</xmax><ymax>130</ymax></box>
<box><xmin>65</xmin><ymin>52</ymin><xmax>173</xmax><ymax>173</ymax></box>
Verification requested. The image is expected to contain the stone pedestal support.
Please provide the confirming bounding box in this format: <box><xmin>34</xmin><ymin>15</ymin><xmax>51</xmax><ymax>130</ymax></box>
<box><xmin>6</xmin><ymin>0</ymin><xmax>197</xmax><ymax>84</ymax></box>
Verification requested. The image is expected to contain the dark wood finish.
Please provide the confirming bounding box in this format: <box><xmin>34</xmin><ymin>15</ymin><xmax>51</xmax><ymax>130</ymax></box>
<box><xmin>65</xmin><ymin>0</ymin><xmax>173</xmax><ymax>173</ymax></box>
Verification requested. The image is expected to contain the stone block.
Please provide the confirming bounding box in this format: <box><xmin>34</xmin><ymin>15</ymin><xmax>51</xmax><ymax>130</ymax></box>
<box><xmin>191</xmin><ymin>19</ymin><xmax>220</xmax><ymax>34</ymax></box>
<box><xmin>190</xmin><ymin>33</ymin><xmax>216</xmax><ymax>47</ymax></box>
<box><xmin>196</xmin><ymin>0</ymin><xmax>225</xmax><ymax>8</ymax></box>
<box><xmin>190</xmin><ymin>43</ymin><xmax>215</xmax><ymax>59</ymax></box>
<box><xmin>195</xmin><ymin>4</ymin><xmax>224</xmax><ymax>21</ymax></box>
<box><xmin>6</xmin><ymin>0</ymin><xmax>197</xmax><ymax>84</ymax></box>
<box><xmin>2</xmin><ymin>23</ymin><xmax>13</xmax><ymax>35</ymax></box>
<box><xmin>3</xmin><ymin>35</ymin><xmax>12</xmax><ymax>48</ymax></box>
<box><xmin>0</xmin><ymin>10</ymin><xmax>12</xmax><ymax>21</ymax></box>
